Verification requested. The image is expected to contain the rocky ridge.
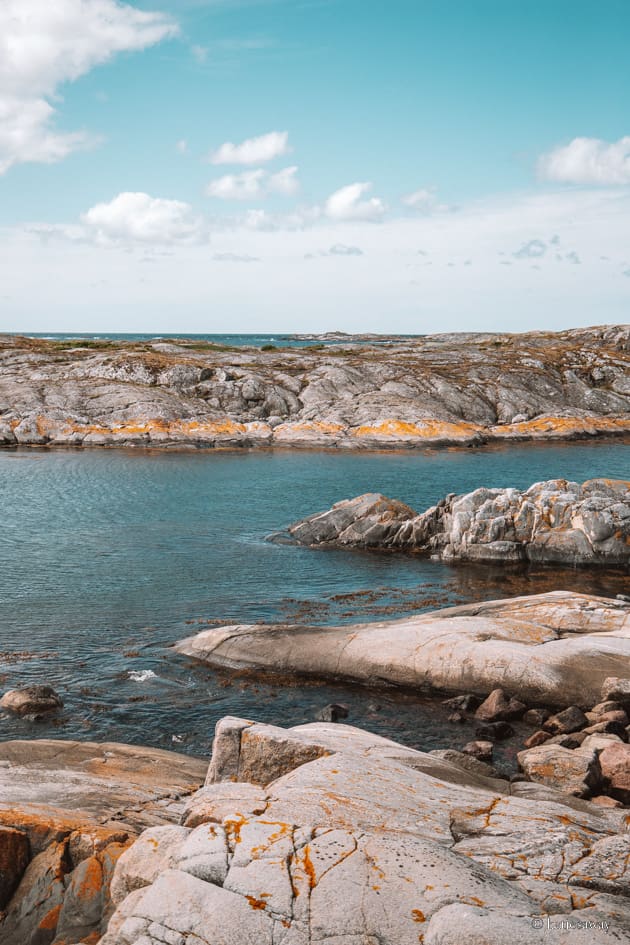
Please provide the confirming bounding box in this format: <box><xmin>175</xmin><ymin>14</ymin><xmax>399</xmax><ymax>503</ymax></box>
<box><xmin>0</xmin><ymin>325</ymin><xmax>629</xmax><ymax>450</ymax></box>
<box><xmin>278</xmin><ymin>477</ymin><xmax>630</xmax><ymax>565</ymax></box>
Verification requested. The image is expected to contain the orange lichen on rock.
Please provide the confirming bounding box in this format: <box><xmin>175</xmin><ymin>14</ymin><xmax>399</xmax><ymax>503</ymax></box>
<box><xmin>246</xmin><ymin>893</ymin><xmax>270</xmax><ymax>910</ymax></box>
<box><xmin>494</xmin><ymin>416</ymin><xmax>630</xmax><ymax>438</ymax></box>
<box><xmin>38</xmin><ymin>903</ymin><xmax>62</xmax><ymax>931</ymax></box>
<box><xmin>350</xmin><ymin>419</ymin><xmax>482</xmax><ymax>439</ymax></box>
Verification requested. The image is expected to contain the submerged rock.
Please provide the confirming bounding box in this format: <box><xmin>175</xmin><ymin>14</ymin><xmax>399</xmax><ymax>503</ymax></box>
<box><xmin>101</xmin><ymin>716</ymin><xmax>630</xmax><ymax>944</ymax></box>
<box><xmin>176</xmin><ymin>591</ymin><xmax>630</xmax><ymax>707</ymax></box>
<box><xmin>279</xmin><ymin>478</ymin><xmax>630</xmax><ymax>566</ymax></box>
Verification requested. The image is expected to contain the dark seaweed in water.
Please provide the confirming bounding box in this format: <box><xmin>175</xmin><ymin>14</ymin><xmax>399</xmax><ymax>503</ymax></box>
<box><xmin>0</xmin><ymin>441</ymin><xmax>628</xmax><ymax>768</ymax></box>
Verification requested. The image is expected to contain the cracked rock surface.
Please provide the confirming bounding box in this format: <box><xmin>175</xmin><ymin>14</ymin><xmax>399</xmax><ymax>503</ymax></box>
<box><xmin>279</xmin><ymin>477</ymin><xmax>630</xmax><ymax>565</ymax></box>
<box><xmin>176</xmin><ymin>591</ymin><xmax>630</xmax><ymax>707</ymax></box>
<box><xmin>102</xmin><ymin>717</ymin><xmax>630</xmax><ymax>944</ymax></box>
<box><xmin>0</xmin><ymin>326</ymin><xmax>629</xmax><ymax>450</ymax></box>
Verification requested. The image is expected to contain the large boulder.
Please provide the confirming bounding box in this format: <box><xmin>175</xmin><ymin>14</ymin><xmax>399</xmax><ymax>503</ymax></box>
<box><xmin>278</xmin><ymin>478</ymin><xmax>630</xmax><ymax>565</ymax></box>
<box><xmin>101</xmin><ymin>717</ymin><xmax>630</xmax><ymax>945</ymax></box>
<box><xmin>176</xmin><ymin>591</ymin><xmax>630</xmax><ymax>707</ymax></box>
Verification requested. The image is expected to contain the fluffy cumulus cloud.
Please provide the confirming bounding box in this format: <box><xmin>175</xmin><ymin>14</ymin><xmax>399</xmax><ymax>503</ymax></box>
<box><xmin>209</xmin><ymin>130</ymin><xmax>290</xmax><ymax>166</ymax></box>
<box><xmin>0</xmin><ymin>0</ymin><xmax>178</xmax><ymax>174</ymax></box>
<box><xmin>81</xmin><ymin>192</ymin><xmax>203</xmax><ymax>244</ymax></box>
<box><xmin>206</xmin><ymin>166</ymin><xmax>299</xmax><ymax>200</ymax></box>
<box><xmin>538</xmin><ymin>136</ymin><xmax>630</xmax><ymax>185</ymax></box>
<box><xmin>324</xmin><ymin>182</ymin><xmax>386</xmax><ymax>222</ymax></box>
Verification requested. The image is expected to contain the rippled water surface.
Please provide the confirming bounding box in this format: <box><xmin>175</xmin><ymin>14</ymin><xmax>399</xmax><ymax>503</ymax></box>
<box><xmin>0</xmin><ymin>442</ymin><xmax>628</xmax><ymax>762</ymax></box>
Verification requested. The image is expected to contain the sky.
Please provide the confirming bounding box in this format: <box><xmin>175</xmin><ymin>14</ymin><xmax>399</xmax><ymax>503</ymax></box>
<box><xmin>1</xmin><ymin>0</ymin><xmax>630</xmax><ymax>334</ymax></box>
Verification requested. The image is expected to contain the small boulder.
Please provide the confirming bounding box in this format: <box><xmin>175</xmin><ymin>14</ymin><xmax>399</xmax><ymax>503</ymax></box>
<box><xmin>517</xmin><ymin>744</ymin><xmax>601</xmax><ymax>798</ymax></box>
<box><xmin>462</xmin><ymin>740</ymin><xmax>493</xmax><ymax>763</ymax></box>
<box><xmin>581</xmin><ymin>733</ymin><xmax>623</xmax><ymax>753</ymax></box>
<box><xmin>590</xmin><ymin>700</ymin><xmax>623</xmax><ymax>716</ymax></box>
<box><xmin>596</xmin><ymin>709</ymin><xmax>629</xmax><ymax>726</ymax></box>
<box><xmin>523</xmin><ymin>730</ymin><xmax>551</xmax><ymax>749</ymax></box>
<box><xmin>590</xmin><ymin>795</ymin><xmax>623</xmax><ymax>809</ymax></box>
<box><xmin>442</xmin><ymin>694</ymin><xmax>481</xmax><ymax>712</ymax></box>
<box><xmin>428</xmin><ymin>749</ymin><xmax>498</xmax><ymax>779</ymax></box>
<box><xmin>544</xmin><ymin>731</ymin><xmax>588</xmax><ymax>749</ymax></box>
<box><xmin>601</xmin><ymin>677</ymin><xmax>630</xmax><ymax>705</ymax></box>
<box><xmin>474</xmin><ymin>689</ymin><xmax>526</xmax><ymax>722</ymax></box>
<box><xmin>543</xmin><ymin>705</ymin><xmax>587</xmax><ymax>735</ymax></box>
<box><xmin>314</xmin><ymin>703</ymin><xmax>349</xmax><ymax>723</ymax></box>
<box><xmin>523</xmin><ymin>708</ymin><xmax>550</xmax><ymax>727</ymax></box>
<box><xmin>447</xmin><ymin>712</ymin><xmax>466</xmax><ymax>724</ymax></box>
<box><xmin>0</xmin><ymin>685</ymin><xmax>63</xmax><ymax>717</ymax></box>
<box><xmin>599</xmin><ymin>741</ymin><xmax>630</xmax><ymax>803</ymax></box>
<box><xmin>474</xmin><ymin>721</ymin><xmax>514</xmax><ymax>742</ymax></box>
<box><xmin>582</xmin><ymin>720</ymin><xmax>628</xmax><ymax>741</ymax></box>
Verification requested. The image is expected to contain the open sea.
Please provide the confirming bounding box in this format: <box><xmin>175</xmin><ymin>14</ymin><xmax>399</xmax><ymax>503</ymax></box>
<box><xmin>0</xmin><ymin>441</ymin><xmax>628</xmax><ymax>765</ymax></box>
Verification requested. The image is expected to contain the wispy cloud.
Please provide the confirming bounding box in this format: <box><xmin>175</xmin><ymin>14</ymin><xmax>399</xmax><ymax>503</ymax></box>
<box><xmin>209</xmin><ymin>130</ymin><xmax>290</xmax><ymax>165</ymax></box>
<box><xmin>205</xmin><ymin>165</ymin><xmax>299</xmax><ymax>200</ymax></box>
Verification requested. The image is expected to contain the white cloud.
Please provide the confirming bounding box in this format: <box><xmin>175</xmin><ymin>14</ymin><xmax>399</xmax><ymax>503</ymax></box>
<box><xmin>0</xmin><ymin>0</ymin><xmax>178</xmax><ymax>174</ymax></box>
<box><xmin>209</xmin><ymin>130</ymin><xmax>290</xmax><ymax>165</ymax></box>
<box><xmin>81</xmin><ymin>192</ymin><xmax>203</xmax><ymax>244</ymax></box>
<box><xmin>205</xmin><ymin>165</ymin><xmax>299</xmax><ymax>200</ymax></box>
<box><xmin>324</xmin><ymin>182</ymin><xmax>386</xmax><ymax>222</ymax></box>
<box><xmin>268</xmin><ymin>165</ymin><xmax>299</xmax><ymax>195</ymax></box>
<box><xmin>176</xmin><ymin>139</ymin><xmax>188</xmax><ymax>155</ymax></box>
<box><xmin>206</xmin><ymin>169</ymin><xmax>267</xmax><ymax>200</ymax></box>
<box><xmin>513</xmin><ymin>238</ymin><xmax>547</xmax><ymax>259</ymax></box>
<box><xmin>538</xmin><ymin>136</ymin><xmax>630</xmax><ymax>185</ymax></box>
<box><xmin>11</xmin><ymin>188</ymin><xmax>630</xmax><ymax>333</ymax></box>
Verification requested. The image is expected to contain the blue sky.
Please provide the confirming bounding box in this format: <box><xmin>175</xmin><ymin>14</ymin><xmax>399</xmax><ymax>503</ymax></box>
<box><xmin>1</xmin><ymin>0</ymin><xmax>630</xmax><ymax>332</ymax></box>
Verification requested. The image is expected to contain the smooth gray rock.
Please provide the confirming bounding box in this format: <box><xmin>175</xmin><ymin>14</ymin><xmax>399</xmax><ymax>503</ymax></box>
<box><xmin>176</xmin><ymin>591</ymin><xmax>630</xmax><ymax>707</ymax></box>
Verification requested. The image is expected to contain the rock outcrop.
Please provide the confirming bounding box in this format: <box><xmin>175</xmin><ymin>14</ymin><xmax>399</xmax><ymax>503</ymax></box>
<box><xmin>101</xmin><ymin>716</ymin><xmax>630</xmax><ymax>944</ymax></box>
<box><xmin>0</xmin><ymin>739</ymin><xmax>206</xmax><ymax>945</ymax></box>
<box><xmin>278</xmin><ymin>478</ymin><xmax>630</xmax><ymax>565</ymax></box>
<box><xmin>175</xmin><ymin>591</ymin><xmax>630</xmax><ymax>707</ymax></box>
<box><xmin>1</xmin><ymin>325</ymin><xmax>629</xmax><ymax>450</ymax></box>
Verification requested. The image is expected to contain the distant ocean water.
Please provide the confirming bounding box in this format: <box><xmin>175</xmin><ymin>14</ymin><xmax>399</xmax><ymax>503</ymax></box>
<box><xmin>10</xmin><ymin>332</ymin><xmax>413</xmax><ymax>347</ymax></box>
<box><xmin>0</xmin><ymin>440</ymin><xmax>628</xmax><ymax>759</ymax></box>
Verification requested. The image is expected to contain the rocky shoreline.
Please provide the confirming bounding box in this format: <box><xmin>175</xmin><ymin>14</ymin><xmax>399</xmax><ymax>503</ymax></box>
<box><xmin>1</xmin><ymin>325</ymin><xmax>629</xmax><ymax>451</ymax></box>
<box><xmin>4</xmin><ymin>590</ymin><xmax>630</xmax><ymax>943</ymax></box>
<box><xmin>4</xmin><ymin>702</ymin><xmax>630</xmax><ymax>944</ymax></box>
